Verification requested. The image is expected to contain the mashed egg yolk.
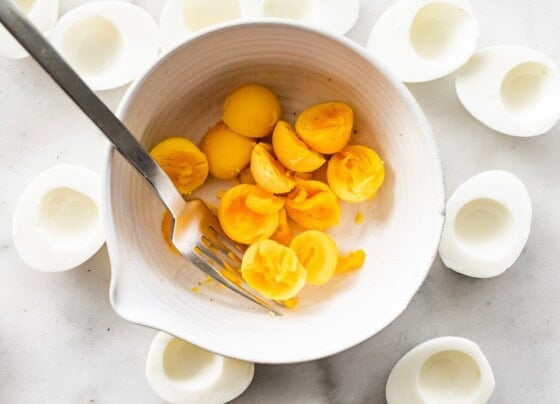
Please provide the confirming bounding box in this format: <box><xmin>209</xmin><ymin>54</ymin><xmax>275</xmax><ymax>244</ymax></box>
<box><xmin>290</xmin><ymin>230</ymin><xmax>338</xmax><ymax>285</ymax></box>
<box><xmin>295</xmin><ymin>101</ymin><xmax>353</xmax><ymax>154</ymax></box>
<box><xmin>272</xmin><ymin>120</ymin><xmax>325</xmax><ymax>172</ymax></box>
<box><xmin>150</xmin><ymin>137</ymin><xmax>209</xmax><ymax>194</ymax></box>
<box><xmin>241</xmin><ymin>239</ymin><xmax>307</xmax><ymax>300</ymax></box>
<box><xmin>218</xmin><ymin>184</ymin><xmax>283</xmax><ymax>245</ymax></box>
<box><xmin>250</xmin><ymin>143</ymin><xmax>295</xmax><ymax>194</ymax></box>
<box><xmin>327</xmin><ymin>145</ymin><xmax>385</xmax><ymax>203</ymax></box>
<box><xmin>222</xmin><ymin>84</ymin><xmax>282</xmax><ymax>138</ymax></box>
<box><xmin>201</xmin><ymin>121</ymin><xmax>256</xmax><ymax>180</ymax></box>
<box><xmin>285</xmin><ymin>180</ymin><xmax>341</xmax><ymax>230</ymax></box>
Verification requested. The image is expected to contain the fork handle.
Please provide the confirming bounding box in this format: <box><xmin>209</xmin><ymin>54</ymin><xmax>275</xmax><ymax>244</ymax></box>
<box><xmin>0</xmin><ymin>1</ymin><xmax>187</xmax><ymax>217</ymax></box>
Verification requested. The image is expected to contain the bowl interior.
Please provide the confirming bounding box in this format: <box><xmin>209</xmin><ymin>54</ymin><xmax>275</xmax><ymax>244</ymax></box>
<box><xmin>106</xmin><ymin>23</ymin><xmax>444</xmax><ymax>363</ymax></box>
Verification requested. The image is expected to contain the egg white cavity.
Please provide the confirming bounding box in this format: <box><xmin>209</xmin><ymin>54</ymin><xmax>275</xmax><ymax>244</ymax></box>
<box><xmin>386</xmin><ymin>337</ymin><xmax>494</xmax><ymax>404</ymax></box>
<box><xmin>146</xmin><ymin>332</ymin><xmax>254</xmax><ymax>404</ymax></box>
<box><xmin>317</xmin><ymin>0</ymin><xmax>359</xmax><ymax>36</ymax></box>
<box><xmin>49</xmin><ymin>1</ymin><xmax>159</xmax><ymax>91</ymax></box>
<box><xmin>457</xmin><ymin>46</ymin><xmax>560</xmax><ymax>137</ymax></box>
<box><xmin>12</xmin><ymin>165</ymin><xmax>104</xmax><ymax>272</ymax></box>
<box><xmin>439</xmin><ymin>170</ymin><xmax>531</xmax><ymax>278</ymax></box>
<box><xmin>159</xmin><ymin>0</ymin><xmax>261</xmax><ymax>51</ymax></box>
<box><xmin>0</xmin><ymin>0</ymin><xmax>59</xmax><ymax>59</ymax></box>
<box><xmin>367</xmin><ymin>0</ymin><xmax>479</xmax><ymax>83</ymax></box>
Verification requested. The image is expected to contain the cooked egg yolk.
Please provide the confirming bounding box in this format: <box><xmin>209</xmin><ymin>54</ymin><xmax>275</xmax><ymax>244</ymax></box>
<box><xmin>238</xmin><ymin>167</ymin><xmax>257</xmax><ymax>184</ymax></box>
<box><xmin>150</xmin><ymin>137</ymin><xmax>209</xmax><ymax>194</ymax></box>
<box><xmin>218</xmin><ymin>184</ymin><xmax>283</xmax><ymax>244</ymax></box>
<box><xmin>201</xmin><ymin>121</ymin><xmax>256</xmax><ymax>180</ymax></box>
<box><xmin>290</xmin><ymin>230</ymin><xmax>338</xmax><ymax>285</ymax></box>
<box><xmin>295</xmin><ymin>101</ymin><xmax>353</xmax><ymax>154</ymax></box>
<box><xmin>222</xmin><ymin>84</ymin><xmax>282</xmax><ymax>138</ymax></box>
<box><xmin>337</xmin><ymin>249</ymin><xmax>366</xmax><ymax>273</ymax></box>
<box><xmin>327</xmin><ymin>145</ymin><xmax>385</xmax><ymax>203</ymax></box>
<box><xmin>270</xmin><ymin>208</ymin><xmax>292</xmax><ymax>245</ymax></box>
<box><xmin>241</xmin><ymin>239</ymin><xmax>307</xmax><ymax>300</ymax></box>
<box><xmin>272</xmin><ymin>120</ymin><xmax>325</xmax><ymax>172</ymax></box>
<box><xmin>285</xmin><ymin>180</ymin><xmax>341</xmax><ymax>230</ymax></box>
<box><xmin>250</xmin><ymin>143</ymin><xmax>295</xmax><ymax>194</ymax></box>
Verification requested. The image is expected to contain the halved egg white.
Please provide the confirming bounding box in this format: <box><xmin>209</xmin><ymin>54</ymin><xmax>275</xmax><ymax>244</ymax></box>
<box><xmin>367</xmin><ymin>0</ymin><xmax>479</xmax><ymax>83</ymax></box>
<box><xmin>261</xmin><ymin>0</ymin><xmax>359</xmax><ymax>36</ymax></box>
<box><xmin>439</xmin><ymin>170</ymin><xmax>531</xmax><ymax>278</ymax></box>
<box><xmin>159</xmin><ymin>0</ymin><xmax>261</xmax><ymax>51</ymax></box>
<box><xmin>0</xmin><ymin>0</ymin><xmax>58</xmax><ymax>59</ymax></box>
<box><xmin>146</xmin><ymin>332</ymin><xmax>254</xmax><ymax>404</ymax></box>
<box><xmin>49</xmin><ymin>1</ymin><xmax>159</xmax><ymax>91</ymax></box>
<box><xmin>386</xmin><ymin>336</ymin><xmax>495</xmax><ymax>404</ymax></box>
<box><xmin>12</xmin><ymin>165</ymin><xmax>105</xmax><ymax>272</ymax></box>
<box><xmin>456</xmin><ymin>46</ymin><xmax>560</xmax><ymax>137</ymax></box>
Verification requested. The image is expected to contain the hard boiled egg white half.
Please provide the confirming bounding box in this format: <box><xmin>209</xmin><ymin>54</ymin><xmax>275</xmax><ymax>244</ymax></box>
<box><xmin>159</xmin><ymin>0</ymin><xmax>360</xmax><ymax>51</ymax></box>
<box><xmin>261</xmin><ymin>0</ymin><xmax>360</xmax><ymax>36</ymax></box>
<box><xmin>439</xmin><ymin>170</ymin><xmax>532</xmax><ymax>278</ymax></box>
<box><xmin>0</xmin><ymin>0</ymin><xmax>59</xmax><ymax>59</ymax></box>
<box><xmin>386</xmin><ymin>336</ymin><xmax>495</xmax><ymax>404</ymax></box>
<box><xmin>146</xmin><ymin>332</ymin><xmax>254</xmax><ymax>404</ymax></box>
<box><xmin>12</xmin><ymin>165</ymin><xmax>105</xmax><ymax>272</ymax></box>
<box><xmin>367</xmin><ymin>0</ymin><xmax>479</xmax><ymax>83</ymax></box>
<box><xmin>456</xmin><ymin>45</ymin><xmax>560</xmax><ymax>137</ymax></box>
<box><xmin>49</xmin><ymin>1</ymin><xmax>159</xmax><ymax>91</ymax></box>
<box><xmin>159</xmin><ymin>0</ymin><xmax>261</xmax><ymax>51</ymax></box>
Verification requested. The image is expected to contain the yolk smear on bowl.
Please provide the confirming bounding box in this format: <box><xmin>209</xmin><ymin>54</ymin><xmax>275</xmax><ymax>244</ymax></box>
<box><xmin>251</xmin><ymin>143</ymin><xmax>295</xmax><ymax>194</ymax></box>
<box><xmin>290</xmin><ymin>230</ymin><xmax>338</xmax><ymax>285</ymax></box>
<box><xmin>271</xmin><ymin>208</ymin><xmax>292</xmax><ymax>246</ymax></box>
<box><xmin>295</xmin><ymin>101</ymin><xmax>353</xmax><ymax>154</ymax></box>
<box><xmin>337</xmin><ymin>249</ymin><xmax>366</xmax><ymax>273</ymax></box>
<box><xmin>241</xmin><ymin>239</ymin><xmax>307</xmax><ymax>300</ymax></box>
<box><xmin>161</xmin><ymin>211</ymin><xmax>179</xmax><ymax>255</ymax></box>
<box><xmin>327</xmin><ymin>145</ymin><xmax>385</xmax><ymax>203</ymax></box>
<box><xmin>285</xmin><ymin>180</ymin><xmax>341</xmax><ymax>230</ymax></box>
<box><xmin>272</xmin><ymin>120</ymin><xmax>325</xmax><ymax>172</ymax></box>
<box><xmin>218</xmin><ymin>184</ymin><xmax>282</xmax><ymax>244</ymax></box>
<box><xmin>150</xmin><ymin>137</ymin><xmax>209</xmax><ymax>194</ymax></box>
<box><xmin>222</xmin><ymin>84</ymin><xmax>282</xmax><ymax>138</ymax></box>
<box><xmin>201</xmin><ymin>121</ymin><xmax>256</xmax><ymax>180</ymax></box>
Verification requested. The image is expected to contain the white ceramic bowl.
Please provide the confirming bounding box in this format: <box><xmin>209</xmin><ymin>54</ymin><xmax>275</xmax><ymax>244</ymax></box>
<box><xmin>104</xmin><ymin>22</ymin><xmax>444</xmax><ymax>364</ymax></box>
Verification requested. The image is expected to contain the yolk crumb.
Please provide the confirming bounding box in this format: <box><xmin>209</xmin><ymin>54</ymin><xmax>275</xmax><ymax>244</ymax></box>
<box><xmin>282</xmin><ymin>297</ymin><xmax>299</xmax><ymax>309</ymax></box>
<box><xmin>337</xmin><ymin>249</ymin><xmax>366</xmax><ymax>273</ymax></box>
<box><xmin>355</xmin><ymin>212</ymin><xmax>364</xmax><ymax>224</ymax></box>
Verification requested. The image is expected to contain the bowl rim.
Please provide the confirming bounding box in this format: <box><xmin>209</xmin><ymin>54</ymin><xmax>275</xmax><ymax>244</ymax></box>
<box><xmin>103</xmin><ymin>19</ymin><xmax>445</xmax><ymax>364</ymax></box>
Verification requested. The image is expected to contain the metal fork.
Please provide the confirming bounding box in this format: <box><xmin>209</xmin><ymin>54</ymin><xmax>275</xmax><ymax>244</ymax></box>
<box><xmin>0</xmin><ymin>1</ymin><xmax>281</xmax><ymax>315</ymax></box>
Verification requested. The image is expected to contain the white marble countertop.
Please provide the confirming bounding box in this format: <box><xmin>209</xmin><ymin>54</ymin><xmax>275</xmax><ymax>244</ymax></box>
<box><xmin>1</xmin><ymin>0</ymin><xmax>559</xmax><ymax>402</ymax></box>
